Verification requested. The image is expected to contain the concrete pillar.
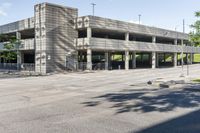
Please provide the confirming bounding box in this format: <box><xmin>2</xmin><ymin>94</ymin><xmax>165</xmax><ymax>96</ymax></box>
<box><xmin>174</xmin><ymin>39</ymin><xmax>178</xmax><ymax>45</ymax></box>
<box><xmin>152</xmin><ymin>36</ymin><xmax>156</xmax><ymax>43</ymax></box>
<box><xmin>190</xmin><ymin>53</ymin><xmax>193</xmax><ymax>64</ymax></box>
<box><xmin>16</xmin><ymin>32</ymin><xmax>21</xmax><ymax>40</ymax></box>
<box><xmin>87</xmin><ymin>27</ymin><xmax>92</xmax><ymax>38</ymax></box>
<box><xmin>152</xmin><ymin>36</ymin><xmax>157</xmax><ymax>69</ymax></box>
<box><xmin>156</xmin><ymin>53</ymin><xmax>159</xmax><ymax>68</ymax></box>
<box><xmin>79</xmin><ymin>52</ymin><xmax>83</xmax><ymax>62</ymax></box>
<box><xmin>186</xmin><ymin>53</ymin><xmax>189</xmax><ymax>64</ymax></box>
<box><xmin>174</xmin><ymin>53</ymin><xmax>177</xmax><ymax>67</ymax></box>
<box><xmin>17</xmin><ymin>52</ymin><xmax>22</xmax><ymax>63</ymax></box>
<box><xmin>87</xmin><ymin>49</ymin><xmax>92</xmax><ymax>70</ymax></box>
<box><xmin>152</xmin><ymin>52</ymin><xmax>156</xmax><ymax>69</ymax></box>
<box><xmin>125</xmin><ymin>32</ymin><xmax>129</xmax><ymax>41</ymax></box>
<box><xmin>181</xmin><ymin>40</ymin><xmax>184</xmax><ymax>66</ymax></box>
<box><xmin>163</xmin><ymin>53</ymin><xmax>166</xmax><ymax>63</ymax></box>
<box><xmin>132</xmin><ymin>52</ymin><xmax>136</xmax><ymax>69</ymax></box>
<box><xmin>105</xmin><ymin>52</ymin><xmax>110</xmax><ymax>70</ymax></box>
<box><xmin>16</xmin><ymin>31</ymin><xmax>21</xmax><ymax>70</ymax></box>
<box><xmin>125</xmin><ymin>51</ymin><xmax>129</xmax><ymax>70</ymax></box>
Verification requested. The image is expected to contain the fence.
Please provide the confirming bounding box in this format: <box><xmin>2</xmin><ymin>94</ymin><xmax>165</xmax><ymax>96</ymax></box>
<box><xmin>0</xmin><ymin>63</ymin><xmax>18</xmax><ymax>70</ymax></box>
<box><xmin>92</xmin><ymin>63</ymin><xmax>106</xmax><ymax>70</ymax></box>
<box><xmin>20</xmin><ymin>63</ymin><xmax>35</xmax><ymax>71</ymax></box>
<box><xmin>66</xmin><ymin>62</ymin><xmax>107</xmax><ymax>71</ymax></box>
<box><xmin>0</xmin><ymin>63</ymin><xmax>35</xmax><ymax>71</ymax></box>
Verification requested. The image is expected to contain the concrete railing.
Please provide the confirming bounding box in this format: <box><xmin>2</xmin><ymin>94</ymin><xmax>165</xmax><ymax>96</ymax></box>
<box><xmin>75</xmin><ymin>16</ymin><xmax>188</xmax><ymax>40</ymax></box>
<box><xmin>20</xmin><ymin>39</ymin><xmax>35</xmax><ymax>50</ymax></box>
<box><xmin>0</xmin><ymin>38</ymin><xmax>35</xmax><ymax>51</ymax></box>
<box><xmin>76</xmin><ymin>38</ymin><xmax>200</xmax><ymax>54</ymax></box>
<box><xmin>0</xmin><ymin>17</ymin><xmax>34</xmax><ymax>34</ymax></box>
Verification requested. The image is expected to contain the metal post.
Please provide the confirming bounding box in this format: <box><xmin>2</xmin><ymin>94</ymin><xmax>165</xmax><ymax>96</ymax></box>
<box><xmin>181</xmin><ymin>40</ymin><xmax>184</xmax><ymax>77</ymax></box>
<box><xmin>187</xmin><ymin>53</ymin><xmax>189</xmax><ymax>76</ymax></box>
<box><xmin>91</xmin><ymin>3</ymin><xmax>96</xmax><ymax>16</ymax></box>
<box><xmin>139</xmin><ymin>14</ymin><xmax>141</xmax><ymax>24</ymax></box>
<box><xmin>183</xmin><ymin>19</ymin><xmax>185</xmax><ymax>33</ymax></box>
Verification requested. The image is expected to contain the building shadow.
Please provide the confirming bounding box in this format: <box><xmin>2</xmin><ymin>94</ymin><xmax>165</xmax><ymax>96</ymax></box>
<box><xmin>82</xmin><ymin>84</ymin><xmax>200</xmax><ymax>114</ymax></box>
<box><xmin>135</xmin><ymin>109</ymin><xmax>200</xmax><ymax>133</ymax></box>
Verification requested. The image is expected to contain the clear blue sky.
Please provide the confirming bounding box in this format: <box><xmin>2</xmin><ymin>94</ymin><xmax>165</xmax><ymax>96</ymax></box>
<box><xmin>0</xmin><ymin>0</ymin><xmax>199</xmax><ymax>33</ymax></box>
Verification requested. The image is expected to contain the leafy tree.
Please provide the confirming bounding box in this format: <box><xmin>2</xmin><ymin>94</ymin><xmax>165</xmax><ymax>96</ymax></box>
<box><xmin>0</xmin><ymin>35</ymin><xmax>21</xmax><ymax>64</ymax></box>
<box><xmin>190</xmin><ymin>11</ymin><xmax>200</xmax><ymax>46</ymax></box>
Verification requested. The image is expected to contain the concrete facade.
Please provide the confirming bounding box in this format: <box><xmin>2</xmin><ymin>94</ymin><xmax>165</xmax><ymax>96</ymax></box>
<box><xmin>0</xmin><ymin>2</ymin><xmax>200</xmax><ymax>73</ymax></box>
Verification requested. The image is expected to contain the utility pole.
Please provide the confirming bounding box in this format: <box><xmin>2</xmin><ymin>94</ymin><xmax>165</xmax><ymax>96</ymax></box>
<box><xmin>139</xmin><ymin>14</ymin><xmax>141</xmax><ymax>24</ymax></box>
<box><xmin>91</xmin><ymin>3</ymin><xmax>96</xmax><ymax>16</ymax></box>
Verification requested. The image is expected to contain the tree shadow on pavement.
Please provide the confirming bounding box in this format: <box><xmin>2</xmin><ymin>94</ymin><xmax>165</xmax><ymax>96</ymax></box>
<box><xmin>82</xmin><ymin>84</ymin><xmax>200</xmax><ymax>114</ymax></box>
<box><xmin>134</xmin><ymin>109</ymin><xmax>200</xmax><ymax>133</ymax></box>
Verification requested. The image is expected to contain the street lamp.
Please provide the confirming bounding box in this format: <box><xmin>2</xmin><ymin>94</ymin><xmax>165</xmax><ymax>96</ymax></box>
<box><xmin>180</xmin><ymin>19</ymin><xmax>186</xmax><ymax>77</ymax></box>
<box><xmin>138</xmin><ymin>14</ymin><xmax>141</xmax><ymax>24</ymax></box>
<box><xmin>91</xmin><ymin>3</ymin><xmax>96</xmax><ymax>16</ymax></box>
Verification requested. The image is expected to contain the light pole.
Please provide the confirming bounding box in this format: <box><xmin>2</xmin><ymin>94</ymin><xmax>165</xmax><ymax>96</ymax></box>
<box><xmin>91</xmin><ymin>3</ymin><xmax>96</xmax><ymax>16</ymax></box>
<box><xmin>182</xmin><ymin>19</ymin><xmax>190</xmax><ymax>76</ymax></box>
<box><xmin>138</xmin><ymin>14</ymin><xmax>141</xmax><ymax>24</ymax></box>
<box><xmin>180</xmin><ymin>19</ymin><xmax>185</xmax><ymax>77</ymax></box>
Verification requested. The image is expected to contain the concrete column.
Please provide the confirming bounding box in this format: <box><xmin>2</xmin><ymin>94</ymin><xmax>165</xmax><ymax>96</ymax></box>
<box><xmin>125</xmin><ymin>32</ymin><xmax>129</xmax><ymax>41</ymax></box>
<box><xmin>152</xmin><ymin>52</ymin><xmax>156</xmax><ymax>69</ymax></box>
<box><xmin>186</xmin><ymin>53</ymin><xmax>189</xmax><ymax>64</ymax></box>
<box><xmin>87</xmin><ymin>49</ymin><xmax>92</xmax><ymax>70</ymax></box>
<box><xmin>16</xmin><ymin>32</ymin><xmax>21</xmax><ymax>40</ymax></box>
<box><xmin>79</xmin><ymin>52</ymin><xmax>83</xmax><ymax>62</ymax></box>
<box><xmin>17</xmin><ymin>52</ymin><xmax>22</xmax><ymax>70</ymax></box>
<box><xmin>132</xmin><ymin>52</ymin><xmax>136</xmax><ymax>69</ymax></box>
<box><xmin>174</xmin><ymin>39</ymin><xmax>178</xmax><ymax>45</ymax></box>
<box><xmin>105</xmin><ymin>52</ymin><xmax>110</xmax><ymax>70</ymax></box>
<box><xmin>152</xmin><ymin>36</ymin><xmax>156</xmax><ymax>43</ymax></box>
<box><xmin>190</xmin><ymin>53</ymin><xmax>193</xmax><ymax>64</ymax></box>
<box><xmin>125</xmin><ymin>51</ymin><xmax>129</xmax><ymax>70</ymax></box>
<box><xmin>87</xmin><ymin>27</ymin><xmax>92</xmax><ymax>38</ymax></box>
<box><xmin>16</xmin><ymin>31</ymin><xmax>21</xmax><ymax>70</ymax></box>
<box><xmin>163</xmin><ymin>53</ymin><xmax>166</xmax><ymax>63</ymax></box>
<box><xmin>156</xmin><ymin>53</ymin><xmax>159</xmax><ymax>68</ymax></box>
<box><xmin>152</xmin><ymin>36</ymin><xmax>157</xmax><ymax>69</ymax></box>
<box><xmin>174</xmin><ymin>53</ymin><xmax>177</xmax><ymax>67</ymax></box>
<box><xmin>181</xmin><ymin>40</ymin><xmax>184</xmax><ymax>66</ymax></box>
